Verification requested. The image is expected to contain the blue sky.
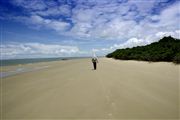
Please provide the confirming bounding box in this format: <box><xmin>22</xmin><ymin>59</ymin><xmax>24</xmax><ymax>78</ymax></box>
<box><xmin>0</xmin><ymin>0</ymin><xmax>180</xmax><ymax>59</ymax></box>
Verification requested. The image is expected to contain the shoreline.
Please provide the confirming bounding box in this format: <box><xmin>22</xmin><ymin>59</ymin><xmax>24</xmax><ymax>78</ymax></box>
<box><xmin>0</xmin><ymin>58</ymin><xmax>92</xmax><ymax>78</ymax></box>
<box><xmin>0</xmin><ymin>57</ymin><xmax>179</xmax><ymax>78</ymax></box>
<box><xmin>0</xmin><ymin>57</ymin><xmax>94</xmax><ymax>67</ymax></box>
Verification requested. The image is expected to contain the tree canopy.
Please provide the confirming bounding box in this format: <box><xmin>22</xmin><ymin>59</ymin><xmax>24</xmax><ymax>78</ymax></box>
<box><xmin>106</xmin><ymin>36</ymin><xmax>180</xmax><ymax>64</ymax></box>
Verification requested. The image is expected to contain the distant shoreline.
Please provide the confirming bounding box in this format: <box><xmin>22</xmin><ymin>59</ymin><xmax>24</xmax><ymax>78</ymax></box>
<box><xmin>0</xmin><ymin>57</ymin><xmax>95</xmax><ymax>66</ymax></box>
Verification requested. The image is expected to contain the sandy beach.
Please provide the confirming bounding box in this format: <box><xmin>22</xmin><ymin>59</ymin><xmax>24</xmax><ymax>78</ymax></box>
<box><xmin>0</xmin><ymin>58</ymin><xmax>179</xmax><ymax>120</ymax></box>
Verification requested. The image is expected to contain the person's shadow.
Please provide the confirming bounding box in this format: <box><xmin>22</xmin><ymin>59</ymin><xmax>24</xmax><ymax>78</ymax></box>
<box><xmin>91</xmin><ymin>68</ymin><xmax>97</xmax><ymax>70</ymax></box>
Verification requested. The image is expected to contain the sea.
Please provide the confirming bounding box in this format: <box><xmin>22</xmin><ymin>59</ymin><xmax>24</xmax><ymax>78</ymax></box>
<box><xmin>0</xmin><ymin>57</ymin><xmax>91</xmax><ymax>78</ymax></box>
<box><xmin>0</xmin><ymin>57</ymin><xmax>89</xmax><ymax>66</ymax></box>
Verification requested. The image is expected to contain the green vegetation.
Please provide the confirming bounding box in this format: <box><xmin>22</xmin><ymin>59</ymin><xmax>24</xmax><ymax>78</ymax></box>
<box><xmin>106</xmin><ymin>36</ymin><xmax>180</xmax><ymax>64</ymax></box>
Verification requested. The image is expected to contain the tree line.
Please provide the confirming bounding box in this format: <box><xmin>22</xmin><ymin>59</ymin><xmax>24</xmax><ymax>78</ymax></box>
<box><xmin>106</xmin><ymin>36</ymin><xmax>180</xmax><ymax>64</ymax></box>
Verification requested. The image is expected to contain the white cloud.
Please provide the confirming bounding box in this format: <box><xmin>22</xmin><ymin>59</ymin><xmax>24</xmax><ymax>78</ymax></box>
<box><xmin>58</xmin><ymin>5</ymin><xmax>72</xmax><ymax>16</ymax></box>
<box><xmin>117</xmin><ymin>38</ymin><xmax>148</xmax><ymax>48</ymax></box>
<box><xmin>14</xmin><ymin>15</ymin><xmax>71</xmax><ymax>32</ymax></box>
<box><xmin>34</xmin><ymin>7</ymin><xmax>61</xmax><ymax>17</ymax></box>
<box><xmin>127</xmin><ymin>0</ymin><xmax>156</xmax><ymax>16</ymax></box>
<box><xmin>72</xmin><ymin>8</ymin><xmax>95</xmax><ymax>23</ymax></box>
<box><xmin>158</xmin><ymin>2</ymin><xmax>180</xmax><ymax>27</ymax></box>
<box><xmin>30</xmin><ymin>15</ymin><xmax>44</xmax><ymax>24</ymax></box>
<box><xmin>91</xmin><ymin>18</ymin><xmax>137</xmax><ymax>40</ymax></box>
<box><xmin>34</xmin><ymin>5</ymin><xmax>72</xmax><ymax>17</ymax></box>
<box><xmin>12</xmin><ymin>0</ymin><xmax>47</xmax><ymax>10</ymax></box>
<box><xmin>0</xmin><ymin>43</ymin><xmax>80</xmax><ymax>59</ymax></box>
<box><xmin>156</xmin><ymin>30</ymin><xmax>180</xmax><ymax>38</ymax></box>
<box><xmin>48</xmin><ymin>20</ymin><xmax>70</xmax><ymax>31</ymax></box>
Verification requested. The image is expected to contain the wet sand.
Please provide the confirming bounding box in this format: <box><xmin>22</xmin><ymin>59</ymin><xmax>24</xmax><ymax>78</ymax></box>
<box><xmin>0</xmin><ymin>58</ymin><xmax>179</xmax><ymax>120</ymax></box>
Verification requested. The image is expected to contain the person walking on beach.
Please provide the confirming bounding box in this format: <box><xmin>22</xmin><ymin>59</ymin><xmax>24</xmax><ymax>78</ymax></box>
<box><xmin>92</xmin><ymin>56</ymin><xmax>98</xmax><ymax>70</ymax></box>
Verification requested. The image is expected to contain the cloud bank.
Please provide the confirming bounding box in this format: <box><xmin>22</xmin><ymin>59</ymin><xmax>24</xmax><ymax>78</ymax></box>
<box><xmin>1</xmin><ymin>43</ymin><xmax>80</xmax><ymax>59</ymax></box>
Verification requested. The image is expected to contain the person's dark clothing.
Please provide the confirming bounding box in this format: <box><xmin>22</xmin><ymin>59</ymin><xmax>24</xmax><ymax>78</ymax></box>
<box><xmin>92</xmin><ymin>57</ymin><xmax>98</xmax><ymax>70</ymax></box>
<box><xmin>93</xmin><ymin>62</ymin><xmax>96</xmax><ymax>70</ymax></box>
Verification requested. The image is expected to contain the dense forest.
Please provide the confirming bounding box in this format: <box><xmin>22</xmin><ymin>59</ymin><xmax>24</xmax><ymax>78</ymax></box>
<box><xmin>106</xmin><ymin>36</ymin><xmax>180</xmax><ymax>64</ymax></box>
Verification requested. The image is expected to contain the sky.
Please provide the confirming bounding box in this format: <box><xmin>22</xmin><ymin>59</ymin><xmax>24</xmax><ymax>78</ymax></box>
<box><xmin>0</xmin><ymin>0</ymin><xmax>180</xmax><ymax>59</ymax></box>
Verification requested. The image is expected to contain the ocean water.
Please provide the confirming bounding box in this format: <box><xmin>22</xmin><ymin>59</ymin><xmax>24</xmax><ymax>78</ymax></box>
<box><xmin>0</xmin><ymin>57</ymin><xmax>87</xmax><ymax>66</ymax></box>
<box><xmin>0</xmin><ymin>57</ymin><xmax>90</xmax><ymax>78</ymax></box>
